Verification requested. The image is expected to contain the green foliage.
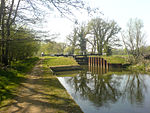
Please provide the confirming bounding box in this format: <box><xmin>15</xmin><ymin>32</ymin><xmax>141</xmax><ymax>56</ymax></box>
<box><xmin>0</xmin><ymin>69</ymin><xmax>22</xmax><ymax>103</ymax></box>
<box><xmin>128</xmin><ymin>60</ymin><xmax>150</xmax><ymax>72</ymax></box>
<box><xmin>112</xmin><ymin>49</ymin><xmax>126</xmax><ymax>55</ymax></box>
<box><xmin>38</xmin><ymin>41</ymin><xmax>66</xmax><ymax>55</ymax></box>
<box><xmin>11</xmin><ymin>57</ymin><xmax>39</xmax><ymax>73</ymax></box>
<box><xmin>104</xmin><ymin>45</ymin><xmax>112</xmax><ymax>56</ymax></box>
<box><xmin>87</xmin><ymin>18</ymin><xmax>121</xmax><ymax>55</ymax></box>
<box><xmin>0</xmin><ymin>57</ymin><xmax>39</xmax><ymax>104</ymax></box>
<box><xmin>63</xmin><ymin>46</ymin><xmax>72</xmax><ymax>55</ymax></box>
<box><xmin>0</xmin><ymin>27</ymin><xmax>40</xmax><ymax>65</ymax></box>
<box><xmin>8</xmin><ymin>40</ymin><xmax>40</xmax><ymax>60</ymax></box>
<box><xmin>74</xmin><ymin>49</ymin><xmax>81</xmax><ymax>55</ymax></box>
<box><xmin>78</xmin><ymin>25</ymin><xmax>87</xmax><ymax>55</ymax></box>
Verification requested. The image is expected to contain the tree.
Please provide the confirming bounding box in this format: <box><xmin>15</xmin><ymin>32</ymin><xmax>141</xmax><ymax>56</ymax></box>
<box><xmin>78</xmin><ymin>24</ymin><xmax>88</xmax><ymax>55</ymax></box>
<box><xmin>67</xmin><ymin>27</ymin><xmax>78</xmax><ymax>54</ymax></box>
<box><xmin>0</xmin><ymin>27</ymin><xmax>40</xmax><ymax>63</ymax></box>
<box><xmin>67</xmin><ymin>24</ymin><xmax>88</xmax><ymax>55</ymax></box>
<box><xmin>88</xmin><ymin>18</ymin><xmax>121</xmax><ymax>55</ymax></box>
<box><xmin>122</xmin><ymin>18</ymin><xmax>146</xmax><ymax>61</ymax></box>
<box><xmin>0</xmin><ymin>0</ymin><xmax>90</xmax><ymax>65</ymax></box>
<box><xmin>39</xmin><ymin>41</ymin><xmax>66</xmax><ymax>55</ymax></box>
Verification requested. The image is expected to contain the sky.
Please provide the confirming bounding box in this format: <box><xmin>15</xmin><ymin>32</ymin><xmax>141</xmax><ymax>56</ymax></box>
<box><xmin>44</xmin><ymin>0</ymin><xmax>150</xmax><ymax>45</ymax></box>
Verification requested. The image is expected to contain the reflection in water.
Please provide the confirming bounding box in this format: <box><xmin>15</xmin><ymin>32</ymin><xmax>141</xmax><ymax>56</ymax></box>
<box><xmin>57</xmin><ymin>66</ymin><xmax>150</xmax><ymax>113</ymax></box>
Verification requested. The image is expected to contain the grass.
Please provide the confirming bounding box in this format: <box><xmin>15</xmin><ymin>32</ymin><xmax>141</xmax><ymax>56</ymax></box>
<box><xmin>40</xmin><ymin>59</ymin><xmax>83</xmax><ymax>112</ymax></box>
<box><xmin>0</xmin><ymin>57</ymin><xmax>39</xmax><ymax>105</ymax></box>
<box><xmin>0</xmin><ymin>57</ymin><xmax>82</xmax><ymax>113</ymax></box>
<box><xmin>40</xmin><ymin>56</ymin><xmax>82</xmax><ymax>112</ymax></box>
<box><xmin>42</xmin><ymin>56</ymin><xmax>78</xmax><ymax>67</ymax></box>
<box><xmin>11</xmin><ymin>57</ymin><xmax>39</xmax><ymax>73</ymax></box>
<box><xmin>101</xmin><ymin>55</ymin><xmax>129</xmax><ymax>64</ymax></box>
<box><xmin>127</xmin><ymin>59</ymin><xmax>150</xmax><ymax>72</ymax></box>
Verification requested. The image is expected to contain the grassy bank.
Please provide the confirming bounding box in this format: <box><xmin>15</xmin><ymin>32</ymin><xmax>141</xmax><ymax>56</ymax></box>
<box><xmin>101</xmin><ymin>55</ymin><xmax>129</xmax><ymax>64</ymax></box>
<box><xmin>40</xmin><ymin>57</ymin><xmax>83</xmax><ymax>112</ymax></box>
<box><xmin>101</xmin><ymin>55</ymin><xmax>150</xmax><ymax>72</ymax></box>
<box><xmin>42</xmin><ymin>56</ymin><xmax>79</xmax><ymax>66</ymax></box>
<box><xmin>0</xmin><ymin>57</ymin><xmax>39</xmax><ymax>105</ymax></box>
<box><xmin>0</xmin><ymin>57</ymin><xmax>82</xmax><ymax>113</ymax></box>
<box><xmin>128</xmin><ymin>59</ymin><xmax>150</xmax><ymax>72</ymax></box>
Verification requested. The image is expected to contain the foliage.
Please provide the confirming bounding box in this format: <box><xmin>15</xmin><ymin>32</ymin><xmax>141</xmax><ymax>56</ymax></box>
<box><xmin>67</xmin><ymin>28</ymin><xmax>78</xmax><ymax>54</ymax></box>
<box><xmin>67</xmin><ymin>24</ymin><xmax>88</xmax><ymax>55</ymax></box>
<box><xmin>67</xmin><ymin>18</ymin><xmax>121</xmax><ymax>55</ymax></box>
<box><xmin>11</xmin><ymin>57</ymin><xmax>39</xmax><ymax>73</ymax></box>
<box><xmin>112</xmin><ymin>48</ymin><xmax>126</xmax><ymax>55</ymax></box>
<box><xmin>127</xmin><ymin>59</ymin><xmax>150</xmax><ymax>72</ymax></box>
<box><xmin>87</xmin><ymin>18</ymin><xmax>121</xmax><ymax>55</ymax></box>
<box><xmin>38</xmin><ymin>41</ymin><xmax>66</xmax><ymax>55</ymax></box>
<box><xmin>78</xmin><ymin>24</ymin><xmax>88</xmax><ymax>55</ymax></box>
<box><xmin>0</xmin><ymin>0</ymin><xmax>90</xmax><ymax>65</ymax></box>
<box><xmin>63</xmin><ymin>46</ymin><xmax>72</xmax><ymax>55</ymax></box>
<box><xmin>0</xmin><ymin>27</ymin><xmax>40</xmax><ymax>65</ymax></box>
<box><xmin>104</xmin><ymin>45</ymin><xmax>112</xmax><ymax>56</ymax></box>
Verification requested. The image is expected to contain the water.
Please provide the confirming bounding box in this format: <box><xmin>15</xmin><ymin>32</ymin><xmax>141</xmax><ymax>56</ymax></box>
<box><xmin>57</xmin><ymin>66</ymin><xmax>150</xmax><ymax>113</ymax></box>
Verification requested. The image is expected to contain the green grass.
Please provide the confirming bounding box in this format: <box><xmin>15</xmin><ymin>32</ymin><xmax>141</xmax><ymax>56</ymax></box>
<box><xmin>0</xmin><ymin>57</ymin><xmax>39</xmax><ymax>104</ymax></box>
<box><xmin>0</xmin><ymin>57</ymin><xmax>82</xmax><ymax>112</ymax></box>
<box><xmin>11</xmin><ymin>57</ymin><xmax>39</xmax><ymax>73</ymax></box>
<box><xmin>40</xmin><ymin>63</ymin><xmax>82</xmax><ymax>113</ymax></box>
<box><xmin>127</xmin><ymin>60</ymin><xmax>150</xmax><ymax>72</ymax></box>
<box><xmin>40</xmin><ymin>57</ymin><xmax>83</xmax><ymax>112</ymax></box>
<box><xmin>42</xmin><ymin>56</ymin><xmax>78</xmax><ymax>67</ymax></box>
<box><xmin>101</xmin><ymin>55</ymin><xmax>129</xmax><ymax>64</ymax></box>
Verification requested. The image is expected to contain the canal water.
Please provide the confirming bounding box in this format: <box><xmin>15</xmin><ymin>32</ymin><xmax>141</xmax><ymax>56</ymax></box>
<box><xmin>57</xmin><ymin>66</ymin><xmax>150</xmax><ymax>113</ymax></box>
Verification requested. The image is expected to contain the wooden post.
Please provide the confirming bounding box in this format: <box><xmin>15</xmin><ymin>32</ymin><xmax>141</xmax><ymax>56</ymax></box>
<box><xmin>104</xmin><ymin>60</ymin><xmax>107</xmax><ymax>69</ymax></box>
<box><xmin>92</xmin><ymin>57</ymin><xmax>94</xmax><ymax>66</ymax></box>
<box><xmin>106</xmin><ymin>62</ymin><xmax>109</xmax><ymax>72</ymax></box>
<box><xmin>94</xmin><ymin>57</ymin><xmax>96</xmax><ymax>66</ymax></box>
<box><xmin>88</xmin><ymin>57</ymin><xmax>90</xmax><ymax>66</ymax></box>
<box><xmin>101</xmin><ymin>58</ymin><xmax>103</xmax><ymax>68</ymax></box>
<box><xmin>97</xmin><ymin>57</ymin><xmax>99</xmax><ymax>66</ymax></box>
<box><xmin>95</xmin><ymin>57</ymin><xmax>97</xmax><ymax>66</ymax></box>
<box><xmin>88</xmin><ymin>63</ymin><xmax>91</xmax><ymax>72</ymax></box>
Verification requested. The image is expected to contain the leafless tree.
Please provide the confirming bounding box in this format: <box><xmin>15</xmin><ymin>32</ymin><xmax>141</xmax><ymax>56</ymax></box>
<box><xmin>122</xmin><ymin>18</ymin><xmax>146</xmax><ymax>62</ymax></box>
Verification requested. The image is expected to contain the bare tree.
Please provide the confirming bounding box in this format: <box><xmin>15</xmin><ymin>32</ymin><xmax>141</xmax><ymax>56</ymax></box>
<box><xmin>122</xmin><ymin>18</ymin><xmax>146</xmax><ymax>62</ymax></box>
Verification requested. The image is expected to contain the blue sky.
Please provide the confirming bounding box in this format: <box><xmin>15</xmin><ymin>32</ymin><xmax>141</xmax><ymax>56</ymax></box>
<box><xmin>46</xmin><ymin>0</ymin><xmax>150</xmax><ymax>45</ymax></box>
